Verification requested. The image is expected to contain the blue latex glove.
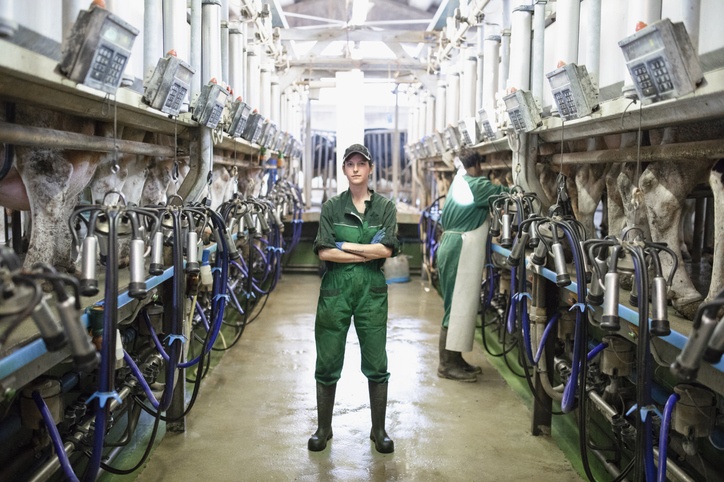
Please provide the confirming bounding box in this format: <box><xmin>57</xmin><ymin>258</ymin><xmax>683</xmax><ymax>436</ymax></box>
<box><xmin>371</xmin><ymin>228</ymin><xmax>385</xmax><ymax>244</ymax></box>
<box><xmin>335</xmin><ymin>241</ymin><xmax>344</xmax><ymax>250</ymax></box>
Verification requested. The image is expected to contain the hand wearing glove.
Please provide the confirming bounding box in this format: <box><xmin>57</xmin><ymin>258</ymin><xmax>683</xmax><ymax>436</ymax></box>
<box><xmin>335</xmin><ymin>241</ymin><xmax>345</xmax><ymax>250</ymax></box>
<box><xmin>370</xmin><ymin>228</ymin><xmax>386</xmax><ymax>244</ymax></box>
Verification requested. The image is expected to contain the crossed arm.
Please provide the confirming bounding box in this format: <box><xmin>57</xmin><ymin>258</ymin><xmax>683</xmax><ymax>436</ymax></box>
<box><xmin>318</xmin><ymin>242</ymin><xmax>393</xmax><ymax>263</ymax></box>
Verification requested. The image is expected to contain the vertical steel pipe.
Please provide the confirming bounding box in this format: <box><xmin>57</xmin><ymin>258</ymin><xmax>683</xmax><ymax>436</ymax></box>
<box><xmin>62</xmin><ymin>0</ymin><xmax>83</xmax><ymax>44</ymax></box>
<box><xmin>683</xmin><ymin>0</ymin><xmax>701</xmax><ymax>53</ymax></box>
<box><xmin>163</xmin><ymin>0</ymin><xmax>188</xmax><ymax>61</ymax></box>
<box><xmin>508</xmin><ymin>5</ymin><xmax>533</xmax><ymax>91</ymax></box>
<box><xmin>228</xmin><ymin>25</ymin><xmax>245</xmax><ymax>94</ymax></box>
<box><xmin>446</xmin><ymin>72</ymin><xmax>460</xmax><ymax>127</ymax></box>
<box><xmin>144</xmin><ymin>0</ymin><xmax>163</xmax><ymax>81</ymax></box>
<box><xmin>499</xmin><ymin>0</ymin><xmax>511</xmax><ymax>90</ymax></box>
<box><xmin>557</xmin><ymin>0</ymin><xmax>580</xmax><ymax>64</ymax></box>
<box><xmin>247</xmin><ymin>43</ymin><xmax>261</xmax><ymax>109</ymax></box>
<box><xmin>461</xmin><ymin>47</ymin><xmax>477</xmax><ymax>119</ymax></box>
<box><xmin>482</xmin><ymin>36</ymin><xmax>500</xmax><ymax>118</ymax></box>
<box><xmin>201</xmin><ymin>0</ymin><xmax>222</xmax><ymax>84</ymax></box>
<box><xmin>584</xmin><ymin>0</ymin><xmax>601</xmax><ymax>88</ymax></box>
<box><xmin>435</xmin><ymin>80</ymin><xmax>447</xmax><ymax>133</ymax></box>
<box><xmin>190</xmin><ymin>0</ymin><xmax>202</xmax><ymax>100</ymax></box>
<box><xmin>531</xmin><ymin>1</ymin><xmax>547</xmax><ymax>106</ymax></box>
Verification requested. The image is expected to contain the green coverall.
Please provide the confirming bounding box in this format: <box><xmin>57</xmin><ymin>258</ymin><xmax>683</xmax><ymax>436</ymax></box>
<box><xmin>437</xmin><ymin>174</ymin><xmax>508</xmax><ymax>328</ymax></box>
<box><xmin>313</xmin><ymin>189</ymin><xmax>400</xmax><ymax>385</ymax></box>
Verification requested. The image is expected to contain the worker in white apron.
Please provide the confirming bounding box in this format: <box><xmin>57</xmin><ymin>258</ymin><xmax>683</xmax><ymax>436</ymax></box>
<box><xmin>436</xmin><ymin>150</ymin><xmax>509</xmax><ymax>382</ymax></box>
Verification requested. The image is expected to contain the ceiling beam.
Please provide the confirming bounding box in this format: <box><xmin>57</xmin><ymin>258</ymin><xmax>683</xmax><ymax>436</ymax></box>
<box><xmin>278</xmin><ymin>28</ymin><xmax>439</xmax><ymax>44</ymax></box>
<box><xmin>287</xmin><ymin>58</ymin><xmax>426</xmax><ymax>72</ymax></box>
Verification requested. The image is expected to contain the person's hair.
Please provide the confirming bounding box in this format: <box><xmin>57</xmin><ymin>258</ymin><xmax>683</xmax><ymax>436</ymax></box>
<box><xmin>460</xmin><ymin>150</ymin><xmax>485</xmax><ymax>169</ymax></box>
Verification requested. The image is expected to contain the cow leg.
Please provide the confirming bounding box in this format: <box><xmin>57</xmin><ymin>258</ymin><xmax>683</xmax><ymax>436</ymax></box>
<box><xmin>574</xmin><ymin>163</ymin><xmax>608</xmax><ymax>239</ymax></box>
<box><xmin>605</xmin><ymin>164</ymin><xmax>625</xmax><ymax>238</ymax></box>
<box><xmin>16</xmin><ymin>148</ymin><xmax>93</xmax><ymax>271</ymax></box>
<box><xmin>639</xmin><ymin>161</ymin><xmax>711</xmax><ymax>319</ymax></box>
<box><xmin>706</xmin><ymin>159</ymin><xmax>724</xmax><ymax>302</ymax></box>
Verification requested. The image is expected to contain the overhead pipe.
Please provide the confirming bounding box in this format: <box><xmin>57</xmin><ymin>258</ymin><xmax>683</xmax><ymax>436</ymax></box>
<box><xmin>433</xmin><ymin>0</ymin><xmax>490</xmax><ymax>69</ymax></box>
<box><xmin>531</xmin><ymin>1</ymin><xmax>546</xmax><ymax>106</ymax></box>
<box><xmin>0</xmin><ymin>121</ymin><xmax>175</xmax><ymax>157</ymax></box>
<box><xmin>508</xmin><ymin>5</ymin><xmax>533</xmax><ymax>91</ymax></box>
<box><xmin>551</xmin><ymin>138</ymin><xmax>724</xmax><ymax>165</ymax></box>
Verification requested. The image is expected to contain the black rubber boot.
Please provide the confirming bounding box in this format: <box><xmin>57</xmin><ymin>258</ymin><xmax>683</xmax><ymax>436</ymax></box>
<box><xmin>308</xmin><ymin>382</ymin><xmax>336</xmax><ymax>451</ymax></box>
<box><xmin>368</xmin><ymin>381</ymin><xmax>394</xmax><ymax>453</ymax></box>
<box><xmin>455</xmin><ymin>352</ymin><xmax>482</xmax><ymax>374</ymax></box>
<box><xmin>437</xmin><ymin>326</ymin><xmax>477</xmax><ymax>382</ymax></box>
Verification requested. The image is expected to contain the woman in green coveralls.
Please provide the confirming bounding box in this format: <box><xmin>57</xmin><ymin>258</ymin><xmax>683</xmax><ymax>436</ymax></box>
<box><xmin>308</xmin><ymin>144</ymin><xmax>400</xmax><ymax>454</ymax></box>
<box><xmin>437</xmin><ymin>150</ymin><xmax>509</xmax><ymax>382</ymax></box>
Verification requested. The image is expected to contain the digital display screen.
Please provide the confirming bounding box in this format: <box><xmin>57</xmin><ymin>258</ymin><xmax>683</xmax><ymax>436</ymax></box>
<box><xmin>623</xmin><ymin>29</ymin><xmax>662</xmax><ymax>60</ymax></box>
<box><xmin>175</xmin><ymin>67</ymin><xmax>193</xmax><ymax>85</ymax></box>
<box><xmin>549</xmin><ymin>71</ymin><xmax>569</xmax><ymax>90</ymax></box>
<box><xmin>216</xmin><ymin>90</ymin><xmax>227</xmax><ymax>104</ymax></box>
<box><xmin>102</xmin><ymin>20</ymin><xmax>135</xmax><ymax>49</ymax></box>
<box><xmin>504</xmin><ymin>94</ymin><xmax>519</xmax><ymax>110</ymax></box>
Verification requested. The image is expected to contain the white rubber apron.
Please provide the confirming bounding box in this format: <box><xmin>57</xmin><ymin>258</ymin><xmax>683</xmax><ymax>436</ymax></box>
<box><xmin>446</xmin><ymin>219</ymin><xmax>489</xmax><ymax>352</ymax></box>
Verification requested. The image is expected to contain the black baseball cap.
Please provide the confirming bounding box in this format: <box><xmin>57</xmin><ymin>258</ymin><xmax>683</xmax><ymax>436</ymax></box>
<box><xmin>343</xmin><ymin>143</ymin><xmax>372</xmax><ymax>163</ymax></box>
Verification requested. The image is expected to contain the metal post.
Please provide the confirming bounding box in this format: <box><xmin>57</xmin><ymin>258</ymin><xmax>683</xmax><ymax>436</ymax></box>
<box><xmin>482</xmin><ymin>36</ymin><xmax>500</xmax><ymax>119</ymax></box>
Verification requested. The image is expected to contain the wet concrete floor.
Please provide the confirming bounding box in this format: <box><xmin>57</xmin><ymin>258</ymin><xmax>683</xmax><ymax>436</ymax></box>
<box><xmin>134</xmin><ymin>273</ymin><xmax>582</xmax><ymax>481</ymax></box>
